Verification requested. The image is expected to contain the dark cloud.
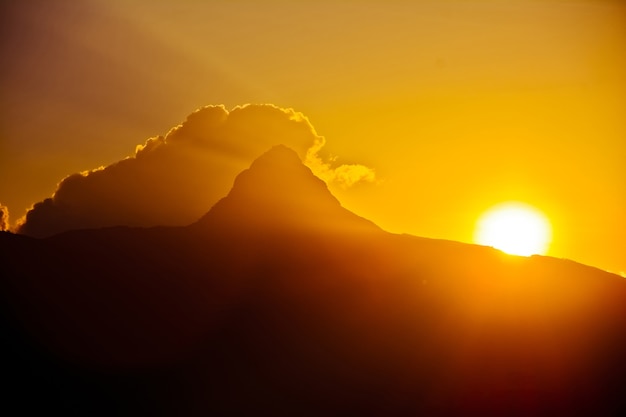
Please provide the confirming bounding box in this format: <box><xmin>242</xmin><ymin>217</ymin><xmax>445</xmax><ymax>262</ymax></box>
<box><xmin>0</xmin><ymin>203</ymin><xmax>8</xmax><ymax>231</ymax></box>
<box><xmin>16</xmin><ymin>104</ymin><xmax>375</xmax><ymax>237</ymax></box>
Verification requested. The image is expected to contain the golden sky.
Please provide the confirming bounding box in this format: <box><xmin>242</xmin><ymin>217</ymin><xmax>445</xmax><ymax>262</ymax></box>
<box><xmin>1</xmin><ymin>0</ymin><xmax>624</xmax><ymax>274</ymax></box>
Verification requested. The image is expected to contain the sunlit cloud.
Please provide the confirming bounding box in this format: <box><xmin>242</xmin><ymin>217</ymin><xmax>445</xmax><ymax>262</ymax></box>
<box><xmin>305</xmin><ymin>137</ymin><xmax>376</xmax><ymax>188</ymax></box>
<box><xmin>0</xmin><ymin>203</ymin><xmax>9</xmax><ymax>231</ymax></box>
<box><xmin>16</xmin><ymin>104</ymin><xmax>375</xmax><ymax>238</ymax></box>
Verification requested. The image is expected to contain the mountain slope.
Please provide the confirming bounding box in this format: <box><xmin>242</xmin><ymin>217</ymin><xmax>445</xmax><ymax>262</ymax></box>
<box><xmin>193</xmin><ymin>145</ymin><xmax>379</xmax><ymax>234</ymax></box>
<box><xmin>1</xmin><ymin>146</ymin><xmax>625</xmax><ymax>416</ymax></box>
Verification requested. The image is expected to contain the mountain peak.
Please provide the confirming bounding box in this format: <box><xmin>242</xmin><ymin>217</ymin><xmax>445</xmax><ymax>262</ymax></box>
<box><xmin>247</xmin><ymin>144</ymin><xmax>303</xmax><ymax>171</ymax></box>
<box><xmin>193</xmin><ymin>145</ymin><xmax>377</xmax><ymax>233</ymax></box>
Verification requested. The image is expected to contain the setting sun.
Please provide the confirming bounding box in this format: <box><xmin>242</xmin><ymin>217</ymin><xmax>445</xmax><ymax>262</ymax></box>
<box><xmin>475</xmin><ymin>202</ymin><xmax>552</xmax><ymax>256</ymax></box>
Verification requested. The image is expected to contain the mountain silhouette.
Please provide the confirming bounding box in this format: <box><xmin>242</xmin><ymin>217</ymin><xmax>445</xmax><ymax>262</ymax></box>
<box><xmin>194</xmin><ymin>145</ymin><xmax>379</xmax><ymax>234</ymax></box>
<box><xmin>1</xmin><ymin>146</ymin><xmax>625</xmax><ymax>416</ymax></box>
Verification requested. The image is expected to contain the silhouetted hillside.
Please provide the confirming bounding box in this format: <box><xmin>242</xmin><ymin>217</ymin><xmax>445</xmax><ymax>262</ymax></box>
<box><xmin>194</xmin><ymin>145</ymin><xmax>379</xmax><ymax>234</ymax></box>
<box><xmin>1</xmin><ymin>146</ymin><xmax>625</xmax><ymax>416</ymax></box>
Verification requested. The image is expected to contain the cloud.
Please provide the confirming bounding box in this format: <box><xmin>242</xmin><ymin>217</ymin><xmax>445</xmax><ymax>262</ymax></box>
<box><xmin>304</xmin><ymin>137</ymin><xmax>375</xmax><ymax>188</ymax></box>
<box><xmin>16</xmin><ymin>104</ymin><xmax>375</xmax><ymax>238</ymax></box>
<box><xmin>0</xmin><ymin>203</ymin><xmax>8</xmax><ymax>231</ymax></box>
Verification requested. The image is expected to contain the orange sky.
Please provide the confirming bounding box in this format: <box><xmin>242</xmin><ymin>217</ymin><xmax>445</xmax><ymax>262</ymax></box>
<box><xmin>1</xmin><ymin>0</ymin><xmax>624</xmax><ymax>275</ymax></box>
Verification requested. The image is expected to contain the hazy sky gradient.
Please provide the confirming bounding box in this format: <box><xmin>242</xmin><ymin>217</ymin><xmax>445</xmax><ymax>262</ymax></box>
<box><xmin>1</xmin><ymin>0</ymin><xmax>624</xmax><ymax>274</ymax></box>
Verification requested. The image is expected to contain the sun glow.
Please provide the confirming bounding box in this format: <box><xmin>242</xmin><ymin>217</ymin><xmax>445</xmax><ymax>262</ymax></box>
<box><xmin>475</xmin><ymin>202</ymin><xmax>551</xmax><ymax>256</ymax></box>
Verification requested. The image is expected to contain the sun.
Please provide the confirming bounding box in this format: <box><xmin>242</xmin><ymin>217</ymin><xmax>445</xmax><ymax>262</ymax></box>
<box><xmin>474</xmin><ymin>202</ymin><xmax>552</xmax><ymax>256</ymax></box>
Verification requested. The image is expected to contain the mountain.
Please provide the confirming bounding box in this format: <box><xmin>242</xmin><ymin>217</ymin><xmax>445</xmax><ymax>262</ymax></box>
<box><xmin>193</xmin><ymin>145</ymin><xmax>379</xmax><ymax>235</ymax></box>
<box><xmin>1</xmin><ymin>146</ymin><xmax>625</xmax><ymax>416</ymax></box>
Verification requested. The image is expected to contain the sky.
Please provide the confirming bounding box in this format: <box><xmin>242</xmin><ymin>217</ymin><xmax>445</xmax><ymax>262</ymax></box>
<box><xmin>0</xmin><ymin>0</ymin><xmax>624</xmax><ymax>275</ymax></box>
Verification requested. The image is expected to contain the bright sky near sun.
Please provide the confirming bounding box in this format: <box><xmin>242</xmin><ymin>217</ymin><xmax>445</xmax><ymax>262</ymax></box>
<box><xmin>0</xmin><ymin>0</ymin><xmax>624</xmax><ymax>275</ymax></box>
<box><xmin>475</xmin><ymin>202</ymin><xmax>552</xmax><ymax>257</ymax></box>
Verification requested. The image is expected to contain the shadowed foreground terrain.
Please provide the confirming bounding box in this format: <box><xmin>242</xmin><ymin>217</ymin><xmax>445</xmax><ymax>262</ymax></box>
<box><xmin>1</xmin><ymin>146</ymin><xmax>625</xmax><ymax>416</ymax></box>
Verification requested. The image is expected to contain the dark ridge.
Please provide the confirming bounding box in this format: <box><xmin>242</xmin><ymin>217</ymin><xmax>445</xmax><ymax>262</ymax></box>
<box><xmin>1</xmin><ymin>145</ymin><xmax>625</xmax><ymax>416</ymax></box>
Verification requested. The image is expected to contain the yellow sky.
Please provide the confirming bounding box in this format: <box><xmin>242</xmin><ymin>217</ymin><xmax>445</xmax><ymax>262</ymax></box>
<box><xmin>0</xmin><ymin>0</ymin><xmax>624</xmax><ymax>274</ymax></box>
